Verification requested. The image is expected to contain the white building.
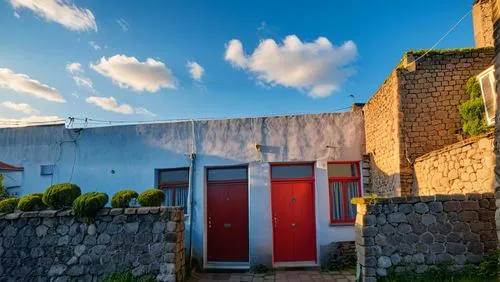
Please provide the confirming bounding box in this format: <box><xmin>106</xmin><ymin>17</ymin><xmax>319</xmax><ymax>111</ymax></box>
<box><xmin>0</xmin><ymin>112</ymin><xmax>365</xmax><ymax>268</ymax></box>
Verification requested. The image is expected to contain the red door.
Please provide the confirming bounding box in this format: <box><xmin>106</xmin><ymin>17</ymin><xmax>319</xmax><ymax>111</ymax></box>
<box><xmin>272</xmin><ymin>181</ymin><xmax>316</xmax><ymax>262</ymax></box>
<box><xmin>207</xmin><ymin>182</ymin><xmax>249</xmax><ymax>262</ymax></box>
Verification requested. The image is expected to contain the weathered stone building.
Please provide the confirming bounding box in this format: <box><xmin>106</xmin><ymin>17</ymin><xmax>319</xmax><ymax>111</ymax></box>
<box><xmin>363</xmin><ymin>48</ymin><xmax>495</xmax><ymax>196</ymax></box>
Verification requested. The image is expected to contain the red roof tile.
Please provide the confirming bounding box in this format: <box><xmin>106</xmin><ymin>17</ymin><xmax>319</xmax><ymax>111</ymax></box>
<box><xmin>0</xmin><ymin>161</ymin><xmax>23</xmax><ymax>171</ymax></box>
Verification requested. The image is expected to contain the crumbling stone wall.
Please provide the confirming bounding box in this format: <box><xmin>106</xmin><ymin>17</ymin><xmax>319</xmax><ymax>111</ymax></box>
<box><xmin>363</xmin><ymin>71</ymin><xmax>402</xmax><ymax>196</ymax></box>
<box><xmin>491</xmin><ymin>0</ymin><xmax>500</xmax><ymax>247</ymax></box>
<box><xmin>399</xmin><ymin>48</ymin><xmax>495</xmax><ymax>192</ymax></box>
<box><xmin>364</xmin><ymin>48</ymin><xmax>495</xmax><ymax>197</ymax></box>
<box><xmin>414</xmin><ymin>134</ymin><xmax>496</xmax><ymax>195</ymax></box>
<box><xmin>355</xmin><ymin>193</ymin><xmax>497</xmax><ymax>282</ymax></box>
<box><xmin>474</xmin><ymin>0</ymin><xmax>495</xmax><ymax>48</ymax></box>
<box><xmin>0</xmin><ymin>207</ymin><xmax>185</xmax><ymax>282</ymax></box>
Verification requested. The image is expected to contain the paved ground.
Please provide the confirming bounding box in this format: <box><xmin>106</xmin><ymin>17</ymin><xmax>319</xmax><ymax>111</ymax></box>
<box><xmin>188</xmin><ymin>270</ymin><xmax>356</xmax><ymax>282</ymax></box>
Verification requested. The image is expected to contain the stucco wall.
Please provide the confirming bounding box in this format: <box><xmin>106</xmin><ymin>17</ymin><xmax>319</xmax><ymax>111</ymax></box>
<box><xmin>363</xmin><ymin>71</ymin><xmax>402</xmax><ymax>197</ymax></box>
<box><xmin>414</xmin><ymin>135</ymin><xmax>496</xmax><ymax>195</ymax></box>
<box><xmin>0</xmin><ymin>112</ymin><xmax>365</xmax><ymax>267</ymax></box>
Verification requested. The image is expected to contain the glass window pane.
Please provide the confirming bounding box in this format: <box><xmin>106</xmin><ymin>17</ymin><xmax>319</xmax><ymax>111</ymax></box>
<box><xmin>163</xmin><ymin>188</ymin><xmax>174</xmax><ymax>206</ymax></box>
<box><xmin>175</xmin><ymin>187</ymin><xmax>189</xmax><ymax>208</ymax></box>
<box><xmin>160</xmin><ymin>168</ymin><xmax>189</xmax><ymax>183</ymax></box>
<box><xmin>346</xmin><ymin>182</ymin><xmax>359</xmax><ymax>220</ymax></box>
<box><xmin>272</xmin><ymin>165</ymin><xmax>313</xmax><ymax>179</ymax></box>
<box><xmin>330</xmin><ymin>182</ymin><xmax>344</xmax><ymax>221</ymax></box>
<box><xmin>328</xmin><ymin>163</ymin><xmax>358</xmax><ymax>178</ymax></box>
<box><xmin>208</xmin><ymin>167</ymin><xmax>247</xmax><ymax>181</ymax></box>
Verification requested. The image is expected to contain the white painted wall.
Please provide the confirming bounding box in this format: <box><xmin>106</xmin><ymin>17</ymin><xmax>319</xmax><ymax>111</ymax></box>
<box><xmin>0</xmin><ymin>112</ymin><xmax>365</xmax><ymax>267</ymax></box>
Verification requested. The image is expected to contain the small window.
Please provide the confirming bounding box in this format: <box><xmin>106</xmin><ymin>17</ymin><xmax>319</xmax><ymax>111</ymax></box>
<box><xmin>328</xmin><ymin>162</ymin><xmax>361</xmax><ymax>224</ymax></box>
<box><xmin>477</xmin><ymin>66</ymin><xmax>497</xmax><ymax>125</ymax></box>
<box><xmin>208</xmin><ymin>167</ymin><xmax>247</xmax><ymax>181</ymax></box>
<box><xmin>271</xmin><ymin>164</ymin><xmax>313</xmax><ymax>179</ymax></box>
<box><xmin>40</xmin><ymin>164</ymin><xmax>54</xmax><ymax>176</ymax></box>
<box><xmin>157</xmin><ymin>168</ymin><xmax>189</xmax><ymax>210</ymax></box>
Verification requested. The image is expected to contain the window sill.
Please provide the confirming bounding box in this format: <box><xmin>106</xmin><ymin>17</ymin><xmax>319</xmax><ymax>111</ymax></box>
<box><xmin>329</xmin><ymin>222</ymin><xmax>355</xmax><ymax>227</ymax></box>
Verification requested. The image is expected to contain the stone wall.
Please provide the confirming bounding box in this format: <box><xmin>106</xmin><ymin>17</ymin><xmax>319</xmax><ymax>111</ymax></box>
<box><xmin>399</xmin><ymin>48</ymin><xmax>495</xmax><ymax>192</ymax></box>
<box><xmin>0</xmin><ymin>207</ymin><xmax>185</xmax><ymax>282</ymax></box>
<box><xmin>491</xmin><ymin>0</ymin><xmax>500</xmax><ymax>247</ymax></box>
<box><xmin>473</xmin><ymin>0</ymin><xmax>495</xmax><ymax>48</ymax></box>
<box><xmin>414</xmin><ymin>134</ymin><xmax>496</xmax><ymax>195</ymax></box>
<box><xmin>355</xmin><ymin>193</ymin><xmax>497</xmax><ymax>282</ymax></box>
<box><xmin>363</xmin><ymin>71</ymin><xmax>402</xmax><ymax>196</ymax></box>
<box><xmin>364</xmin><ymin>48</ymin><xmax>495</xmax><ymax>197</ymax></box>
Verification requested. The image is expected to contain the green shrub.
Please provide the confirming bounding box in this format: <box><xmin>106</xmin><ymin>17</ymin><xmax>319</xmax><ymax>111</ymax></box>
<box><xmin>104</xmin><ymin>271</ymin><xmax>155</xmax><ymax>282</ymax></box>
<box><xmin>458</xmin><ymin>77</ymin><xmax>490</xmax><ymax>136</ymax></box>
<box><xmin>17</xmin><ymin>193</ymin><xmax>46</xmax><ymax>211</ymax></box>
<box><xmin>0</xmin><ymin>197</ymin><xmax>19</xmax><ymax>213</ymax></box>
<box><xmin>111</xmin><ymin>189</ymin><xmax>139</xmax><ymax>208</ymax></box>
<box><xmin>138</xmin><ymin>189</ymin><xmax>165</xmax><ymax>207</ymax></box>
<box><xmin>42</xmin><ymin>183</ymin><xmax>81</xmax><ymax>209</ymax></box>
<box><xmin>0</xmin><ymin>175</ymin><xmax>8</xmax><ymax>200</ymax></box>
<box><xmin>72</xmin><ymin>192</ymin><xmax>109</xmax><ymax>217</ymax></box>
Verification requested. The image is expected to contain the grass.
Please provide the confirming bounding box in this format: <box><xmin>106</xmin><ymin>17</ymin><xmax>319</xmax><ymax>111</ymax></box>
<box><xmin>103</xmin><ymin>271</ymin><xmax>156</xmax><ymax>282</ymax></box>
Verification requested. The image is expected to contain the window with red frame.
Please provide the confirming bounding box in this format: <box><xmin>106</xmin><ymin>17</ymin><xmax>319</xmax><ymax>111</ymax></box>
<box><xmin>157</xmin><ymin>168</ymin><xmax>189</xmax><ymax>210</ymax></box>
<box><xmin>328</xmin><ymin>162</ymin><xmax>361</xmax><ymax>224</ymax></box>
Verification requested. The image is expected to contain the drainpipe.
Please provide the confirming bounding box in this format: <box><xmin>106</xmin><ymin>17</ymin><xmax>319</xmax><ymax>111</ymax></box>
<box><xmin>187</xmin><ymin>120</ymin><xmax>196</xmax><ymax>273</ymax></box>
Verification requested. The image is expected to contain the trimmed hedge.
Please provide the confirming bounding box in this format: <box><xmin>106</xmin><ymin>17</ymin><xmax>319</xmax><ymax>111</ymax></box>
<box><xmin>0</xmin><ymin>198</ymin><xmax>19</xmax><ymax>213</ymax></box>
<box><xmin>138</xmin><ymin>189</ymin><xmax>165</xmax><ymax>207</ymax></box>
<box><xmin>42</xmin><ymin>183</ymin><xmax>81</xmax><ymax>209</ymax></box>
<box><xmin>111</xmin><ymin>189</ymin><xmax>139</xmax><ymax>208</ymax></box>
<box><xmin>72</xmin><ymin>192</ymin><xmax>109</xmax><ymax>217</ymax></box>
<box><xmin>17</xmin><ymin>193</ymin><xmax>46</xmax><ymax>211</ymax></box>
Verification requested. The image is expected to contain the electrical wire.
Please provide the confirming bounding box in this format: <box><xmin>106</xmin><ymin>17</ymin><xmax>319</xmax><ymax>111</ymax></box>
<box><xmin>414</xmin><ymin>9</ymin><xmax>472</xmax><ymax>63</ymax></box>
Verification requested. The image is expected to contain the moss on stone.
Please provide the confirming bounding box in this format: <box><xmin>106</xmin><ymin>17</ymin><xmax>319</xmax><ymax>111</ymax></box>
<box><xmin>17</xmin><ymin>193</ymin><xmax>46</xmax><ymax>211</ymax></box>
<box><xmin>138</xmin><ymin>189</ymin><xmax>165</xmax><ymax>207</ymax></box>
<box><xmin>0</xmin><ymin>197</ymin><xmax>19</xmax><ymax>213</ymax></box>
<box><xmin>42</xmin><ymin>183</ymin><xmax>81</xmax><ymax>209</ymax></box>
<box><xmin>72</xmin><ymin>192</ymin><xmax>109</xmax><ymax>217</ymax></box>
<box><xmin>111</xmin><ymin>189</ymin><xmax>139</xmax><ymax>208</ymax></box>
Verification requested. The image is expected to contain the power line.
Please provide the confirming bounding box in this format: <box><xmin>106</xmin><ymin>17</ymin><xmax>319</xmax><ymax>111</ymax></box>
<box><xmin>0</xmin><ymin>105</ymin><xmax>354</xmax><ymax>128</ymax></box>
<box><xmin>414</xmin><ymin>9</ymin><xmax>472</xmax><ymax>63</ymax></box>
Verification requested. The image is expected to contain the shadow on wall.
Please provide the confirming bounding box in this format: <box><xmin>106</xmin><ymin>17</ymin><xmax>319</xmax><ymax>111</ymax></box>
<box><xmin>366</xmin><ymin>153</ymin><xmax>401</xmax><ymax>197</ymax></box>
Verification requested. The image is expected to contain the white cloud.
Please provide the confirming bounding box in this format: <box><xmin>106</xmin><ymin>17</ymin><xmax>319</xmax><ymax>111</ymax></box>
<box><xmin>86</xmin><ymin>96</ymin><xmax>156</xmax><ymax>116</ymax></box>
<box><xmin>66</xmin><ymin>62</ymin><xmax>93</xmax><ymax>90</ymax></box>
<box><xmin>0</xmin><ymin>115</ymin><xmax>63</xmax><ymax>128</ymax></box>
<box><xmin>0</xmin><ymin>101</ymin><xmax>39</xmax><ymax>114</ymax></box>
<box><xmin>0</xmin><ymin>68</ymin><xmax>65</xmax><ymax>102</ymax></box>
<box><xmin>135</xmin><ymin>107</ymin><xmax>156</xmax><ymax>117</ymax></box>
<box><xmin>186</xmin><ymin>61</ymin><xmax>204</xmax><ymax>81</ymax></box>
<box><xmin>9</xmin><ymin>0</ymin><xmax>97</xmax><ymax>32</ymax></box>
<box><xmin>86</xmin><ymin>96</ymin><xmax>133</xmax><ymax>114</ymax></box>
<box><xmin>90</xmin><ymin>54</ymin><xmax>177</xmax><ymax>92</ymax></box>
<box><xmin>224</xmin><ymin>35</ymin><xmax>357</xmax><ymax>98</ymax></box>
<box><xmin>89</xmin><ymin>41</ymin><xmax>101</xmax><ymax>50</ymax></box>
<box><xmin>116</xmin><ymin>18</ymin><xmax>129</xmax><ymax>32</ymax></box>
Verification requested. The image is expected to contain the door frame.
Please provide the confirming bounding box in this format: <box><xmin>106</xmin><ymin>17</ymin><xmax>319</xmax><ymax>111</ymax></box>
<box><xmin>270</xmin><ymin>162</ymin><xmax>318</xmax><ymax>266</ymax></box>
<box><xmin>203</xmin><ymin>164</ymin><xmax>250</xmax><ymax>269</ymax></box>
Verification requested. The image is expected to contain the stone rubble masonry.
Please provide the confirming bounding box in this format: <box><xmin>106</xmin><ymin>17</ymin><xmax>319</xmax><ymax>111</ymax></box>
<box><xmin>354</xmin><ymin>193</ymin><xmax>497</xmax><ymax>282</ymax></box>
<box><xmin>363</xmin><ymin>71</ymin><xmax>402</xmax><ymax>197</ymax></box>
<box><xmin>491</xmin><ymin>0</ymin><xmax>500</xmax><ymax>248</ymax></box>
<box><xmin>473</xmin><ymin>0</ymin><xmax>495</xmax><ymax>48</ymax></box>
<box><xmin>414</xmin><ymin>134</ymin><xmax>496</xmax><ymax>195</ymax></box>
<box><xmin>0</xmin><ymin>207</ymin><xmax>185</xmax><ymax>282</ymax></box>
<box><xmin>363</xmin><ymin>48</ymin><xmax>495</xmax><ymax>197</ymax></box>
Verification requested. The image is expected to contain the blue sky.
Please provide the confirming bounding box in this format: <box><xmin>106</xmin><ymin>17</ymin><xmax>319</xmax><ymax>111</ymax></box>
<box><xmin>0</xmin><ymin>0</ymin><xmax>476</xmax><ymax>126</ymax></box>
